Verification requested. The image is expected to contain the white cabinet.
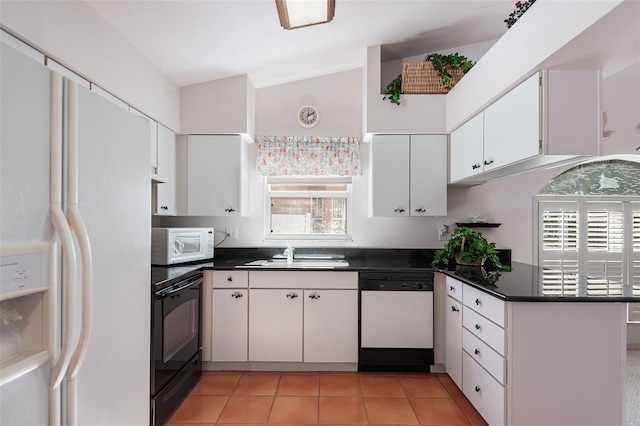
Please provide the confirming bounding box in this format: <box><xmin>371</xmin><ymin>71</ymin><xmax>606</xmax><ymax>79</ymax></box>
<box><xmin>248</xmin><ymin>288</ymin><xmax>303</xmax><ymax>362</ymax></box>
<box><xmin>444</xmin><ymin>277</ymin><xmax>463</xmax><ymax>388</ymax></box>
<box><xmin>155</xmin><ymin>124</ymin><xmax>176</xmax><ymax>215</ymax></box>
<box><xmin>369</xmin><ymin>134</ymin><xmax>447</xmax><ymax>217</ymax></box>
<box><xmin>247</xmin><ymin>271</ymin><xmax>358</xmax><ymax>364</ymax></box>
<box><xmin>449</xmin><ymin>70</ymin><xmax>600</xmax><ymax>184</ymax></box>
<box><xmin>129</xmin><ymin>108</ymin><xmax>158</xmax><ymax>174</ymax></box>
<box><xmin>211</xmin><ymin>271</ymin><xmax>249</xmax><ymax>362</ymax></box>
<box><xmin>187</xmin><ymin>135</ymin><xmax>248</xmax><ymax>216</ymax></box>
<box><xmin>449</xmin><ymin>113</ymin><xmax>484</xmax><ymax>182</ymax></box>
<box><xmin>303</xmin><ymin>289</ymin><xmax>358</xmax><ymax>363</ymax></box>
<box><xmin>442</xmin><ymin>275</ymin><xmax>626</xmax><ymax>425</ymax></box>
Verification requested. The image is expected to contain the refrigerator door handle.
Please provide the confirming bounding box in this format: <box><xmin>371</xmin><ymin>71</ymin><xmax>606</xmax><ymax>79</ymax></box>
<box><xmin>49</xmin><ymin>73</ymin><xmax>78</xmax><ymax>426</ymax></box>
<box><xmin>64</xmin><ymin>80</ymin><xmax>93</xmax><ymax>426</ymax></box>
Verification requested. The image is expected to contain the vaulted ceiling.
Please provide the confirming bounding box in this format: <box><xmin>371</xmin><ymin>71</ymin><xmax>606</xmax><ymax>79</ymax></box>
<box><xmin>86</xmin><ymin>0</ymin><xmax>515</xmax><ymax>88</ymax></box>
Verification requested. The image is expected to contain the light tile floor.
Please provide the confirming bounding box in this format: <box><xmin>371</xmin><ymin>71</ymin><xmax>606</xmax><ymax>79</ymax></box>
<box><xmin>166</xmin><ymin>371</ymin><xmax>488</xmax><ymax>425</ymax></box>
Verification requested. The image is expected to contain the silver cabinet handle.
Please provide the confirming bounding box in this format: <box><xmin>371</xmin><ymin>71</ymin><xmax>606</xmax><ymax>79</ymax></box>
<box><xmin>286</xmin><ymin>292</ymin><xmax>298</xmax><ymax>299</ymax></box>
<box><xmin>308</xmin><ymin>293</ymin><xmax>321</xmax><ymax>300</ymax></box>
<box><xmin>231</xmin><ymin>292</ymin><xmax>243</xmax><ymax>299</ymax></box>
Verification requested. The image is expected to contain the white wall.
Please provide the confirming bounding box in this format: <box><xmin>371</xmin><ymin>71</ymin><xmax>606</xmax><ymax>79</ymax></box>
<box><xmin>0</xmin><ymin>0</ymin><xmax>180</xmax><ymax>131</ymax></box>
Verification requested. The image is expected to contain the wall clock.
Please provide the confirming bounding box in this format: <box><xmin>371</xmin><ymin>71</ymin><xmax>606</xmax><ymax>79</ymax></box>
<box><xmin>297</xmin><ymin>105</ymin><xmax>319</xmax><ymax>128</ymax></box>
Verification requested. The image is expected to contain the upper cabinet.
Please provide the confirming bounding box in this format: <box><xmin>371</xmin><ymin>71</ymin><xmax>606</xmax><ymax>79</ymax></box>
<box><xmin>180</xmin><ymin>74</ymin><xmax>255</xmax><ymax>137</ymax></box>
<box><xmin>369</xmin><ymin>134</ymin><xmax>447</xmax><ymax>217</ymax></box>
<box><xmin>450</xmin><ymin>70</ymin><xmax>601</xmax><ymax>184</ymax></box>
<box><xmin>155</xmin><ymin>124</ymin><xmax>177</xmax><ymax>215</ymax></box>
<box><xmin>186</xmin><ymin>134</ymin><xmax>248</xmax><ymax>216</ymax></box>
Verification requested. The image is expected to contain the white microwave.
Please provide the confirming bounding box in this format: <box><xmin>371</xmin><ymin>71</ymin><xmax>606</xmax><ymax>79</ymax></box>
<box><xmin>151</xmin><ymin>227</ymin><xmax>214</xmax><ymax>265</ymax></box>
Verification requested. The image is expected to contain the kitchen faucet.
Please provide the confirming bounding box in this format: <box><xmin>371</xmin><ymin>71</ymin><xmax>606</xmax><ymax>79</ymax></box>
<box><xmin>284</xmin><ymin>244</ymin><xmax>295</xmax><ymax>266</ymax></box>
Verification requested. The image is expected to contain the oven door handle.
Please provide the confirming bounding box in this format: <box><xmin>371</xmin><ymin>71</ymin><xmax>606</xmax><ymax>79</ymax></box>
<box><xmin>156</xmin><ymin>277</ymin><xmax>203</xmax><ymax>298</ymax></box>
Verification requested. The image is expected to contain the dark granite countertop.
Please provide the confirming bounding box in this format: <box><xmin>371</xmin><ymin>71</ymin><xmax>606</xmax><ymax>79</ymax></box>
<box><xmin>440</xmin><ymin>261</ymin><xmax>640</xmax><ymax>302</ymax></box>
<box><xmin>151</xmin><ymin>248</ymin><xmax>639</xmax><ymax>302</ymax></box>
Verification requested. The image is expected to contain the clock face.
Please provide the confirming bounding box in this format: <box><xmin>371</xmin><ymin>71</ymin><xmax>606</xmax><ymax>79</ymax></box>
<box><xmin>297</xmin><ymin>105</ymin><xmax>319</xmax><ymax>128</ymax></box>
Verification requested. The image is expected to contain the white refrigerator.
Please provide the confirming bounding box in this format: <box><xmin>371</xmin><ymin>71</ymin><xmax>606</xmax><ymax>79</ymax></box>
<box><xmin>0</xmin><ymin>37</ymin><xmax>151</xmax><ymax>425</ymax></box>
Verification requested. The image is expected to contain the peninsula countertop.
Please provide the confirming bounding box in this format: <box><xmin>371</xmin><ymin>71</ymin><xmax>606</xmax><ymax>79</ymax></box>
<box><xmin>439</xmin><ymin>261</ymin><xmax>639</xmax><ymax>302</ymax></box>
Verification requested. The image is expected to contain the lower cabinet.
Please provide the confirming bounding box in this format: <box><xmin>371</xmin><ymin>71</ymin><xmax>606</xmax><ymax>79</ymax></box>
<box><xmin>208</xmin><ymin>271</ymin><xmax>358</xmax><ymax>365</ymax></box>
<box><xmin>444</xmin><ymin>295</ymin><xmax>462</xmax><ymax>388</ymax></box>
<box><xmin>212</xmin><ymin>289</ymin><xmax>248</xmax><ymax>362</ymax></box>
<box><xmin>441</xmin><ymin>274</ymin><xmax>627</xmax><ymax>425</ymax></box>
<box><xmin>248</xmin><ymin>289</ymin><xmax>303</xmax><ymax>362</ymax></box>
<box><xmin>303</xmin><ymin>289</ymin><xmax>358</xmax><ymax>363</ymax></box>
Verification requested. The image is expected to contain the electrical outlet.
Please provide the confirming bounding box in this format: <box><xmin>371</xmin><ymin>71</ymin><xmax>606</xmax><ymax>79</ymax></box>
<box><xmin>438</xmin><ymin>224</ymin><xmax>450</xmax><ymax>241</ymax></box>
<box><xmin>226</xmin><ymin>227</ymin><xmax>238</xmax><ymax>239</ymax></box>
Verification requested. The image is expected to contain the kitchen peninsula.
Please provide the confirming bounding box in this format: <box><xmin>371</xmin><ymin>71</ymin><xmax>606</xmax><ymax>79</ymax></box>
<box><xmin>437</xmin><ymin>261</ymin><xmax>636</xmax><ymax>426</ymax></box>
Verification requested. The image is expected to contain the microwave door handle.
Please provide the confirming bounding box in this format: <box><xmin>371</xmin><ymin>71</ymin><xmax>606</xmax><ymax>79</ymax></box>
<box><xmin>172</xmin><ymin>240</ymin><xmax>184</xmax><ymax>255</ymax></box>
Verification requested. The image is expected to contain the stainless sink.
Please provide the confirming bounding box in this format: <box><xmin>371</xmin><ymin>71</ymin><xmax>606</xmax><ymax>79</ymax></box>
<box><xmin>239</xmin><ymin>259</ymin><xmax>349</xmax><ymax>269</ymax></box>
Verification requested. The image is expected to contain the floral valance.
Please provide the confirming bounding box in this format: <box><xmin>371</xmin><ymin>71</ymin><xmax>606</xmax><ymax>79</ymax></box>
<box><xmin>256</xmin><ymin>136</ymin><xmax>361</xmax><ymax>176</ymax></box>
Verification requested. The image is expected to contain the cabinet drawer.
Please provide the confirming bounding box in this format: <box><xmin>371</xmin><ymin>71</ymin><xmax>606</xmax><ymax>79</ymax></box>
<box><xmin>212</xmin><ymin>271</ymin><xmax>248</xmax><ymax>288</ymax></box>
<box><xmin>445</xmin><ymin>276</ymin><xmax>462</xmax><ymax>302</ymax></box>
<box><xmin>463</xmin><ymin>307</ymin><xmax>506</xmax><ymax>356</ymax></box>
<box><xmin>463</xmin><ymin>352</ymin><xmax>505</xmax><ymax>426</ymax></box>
<box><xmin>463</xmin><ymin>285</ymin><xmax>505</xmax><ymax>327</ymax></box>
<box><xmin>249</xmin><ymin>271</ymin><xmax>358</xmax><ymax>289</ymax></box>
<box><xmin>463</xmin><ymin>328</ymin><xmax>505</xmax><ymax>385</ymax></box>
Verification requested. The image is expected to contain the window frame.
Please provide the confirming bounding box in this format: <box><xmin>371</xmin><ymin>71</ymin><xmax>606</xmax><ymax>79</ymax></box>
<box><xmin>263</xmin><ymin>176</ymin><xmax>353</xmax><ymax>241</ymax></box>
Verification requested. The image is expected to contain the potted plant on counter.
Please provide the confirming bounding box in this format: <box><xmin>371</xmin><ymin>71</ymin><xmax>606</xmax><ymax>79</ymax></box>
<box><xmin>431</xmin><ymin>226</ymin><xmax>510</xmax><ymax>271</ymax></box>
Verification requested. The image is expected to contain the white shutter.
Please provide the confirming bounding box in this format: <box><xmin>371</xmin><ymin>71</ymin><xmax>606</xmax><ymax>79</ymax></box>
<box><xmin>630</xmin><ymin>203</ymin><xmax>640</xmax><ymax>321</ymax></box>
<box><xmin>539</xmin><ymin>202</ymin><xmax>579</xmax><ymax>295</ymax></box>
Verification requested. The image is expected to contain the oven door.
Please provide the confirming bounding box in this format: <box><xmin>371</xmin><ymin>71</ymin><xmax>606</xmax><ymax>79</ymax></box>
<box><xmin>151</xmin><ymin>273</ymin><xmax>203</xmax><ymax>396</ymax></box>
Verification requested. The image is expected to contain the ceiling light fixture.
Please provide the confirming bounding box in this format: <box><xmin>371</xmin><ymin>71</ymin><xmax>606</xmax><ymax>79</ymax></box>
<box><xmin>276</xmin><ymin>0</ymin><xmax>335</xmax><ymax>30</ymax></box>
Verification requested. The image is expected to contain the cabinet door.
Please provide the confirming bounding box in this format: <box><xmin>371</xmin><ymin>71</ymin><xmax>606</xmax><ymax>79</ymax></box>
<box><xmin>445</xmin><ymin>296</ymin><xmax>463</xmax><ymax>388</ymax></box>
<box><xmin>483</xmin><ymin>73</ymin><xmax>540</xmax><ymax>171</ymax></box>
<box><xmin>303</xmin><ymin>289</ymin><xmax>358</xmax><ymax>363</ymax></box>
<box><xmin>155</xmin><ymin>124</ymin><xmax>176</xmax><ymax>215</ymax></box>
<box><xmin>410</xmin><ymin>135</ymin><xmax>447</xmax><ymax>216</ymax></box>
<box><xmin>370</xmin><ymin>135</ymin><xmax>410</xmax><ymax>217</ymax></box>
<box><xmin>450</xmin><ymin>112</ymin><xmax>484</xmax><ymax>182</ymax></box>
<box><xmin>187</xmin><ymin>135</ymin><xmax>246</xmax><ymax>216</ymax></box>
<box><xmin>248</xmin><ymin>289</ymin><xmax>302</xmax><ymax>362</ymax></box>
<box><xmin>212</xmin><ymin>289</ymin><xmax>248</xmax><ymax>362</ymax></box>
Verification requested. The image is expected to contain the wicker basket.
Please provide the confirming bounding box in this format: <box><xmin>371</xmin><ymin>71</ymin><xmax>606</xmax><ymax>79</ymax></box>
<box><xmin>401</xmin><ymin>60</ymin><xmax>465</xmax><ymax>94</ymax></box>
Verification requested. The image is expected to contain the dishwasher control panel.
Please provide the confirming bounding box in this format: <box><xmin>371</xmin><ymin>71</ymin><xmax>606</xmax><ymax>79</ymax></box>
<box><xmin>359</xmin><ymin>272</ymin><xmax>434</xmax><ymax>291</ymax></box>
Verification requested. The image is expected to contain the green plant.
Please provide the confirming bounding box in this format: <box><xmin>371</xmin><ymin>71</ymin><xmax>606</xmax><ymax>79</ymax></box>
<box><xmin>382</xmin><ymin>74</ymin><xmax>402</xmax><ymax>105</ymax></box>
<box><xmin>431</xmin><ymin>227</ymin><xmax>510</xmax><ymax>271</ymax></box>
<box><xmin>425</xmin><ymin>53</ymin><xmax>475</xmax><ymax>89</ymax></box>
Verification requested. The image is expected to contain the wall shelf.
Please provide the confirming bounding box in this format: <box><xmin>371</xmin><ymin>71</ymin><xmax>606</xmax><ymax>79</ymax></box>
<box><xmin>455</xmin><ymin>223</ymin><xmax>501</xmax><ymax>228</ymax></box>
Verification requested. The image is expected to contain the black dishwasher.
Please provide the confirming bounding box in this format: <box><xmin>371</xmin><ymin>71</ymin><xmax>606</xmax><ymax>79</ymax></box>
<box><xmin>359</xmin><ymin>271</ymin><xmax>434</xmax><ymax>372</ymax></box>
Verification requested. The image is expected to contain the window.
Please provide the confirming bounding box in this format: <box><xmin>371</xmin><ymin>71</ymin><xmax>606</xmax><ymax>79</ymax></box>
<box><xmin>265</xmin><ymin>177</ymin><xmax>352</xmax><ymax>240</ymax></box>
<box><xmin>536</xmin><ymin>156</ymin><xmax>640</xmax><ymax>321</ymax></box>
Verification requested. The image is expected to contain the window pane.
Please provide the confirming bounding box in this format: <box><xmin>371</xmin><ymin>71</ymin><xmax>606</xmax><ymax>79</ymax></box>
<box><xmin>270</xmin><ymin>196</ymin><xmax>347</xmax><ymax>236</ymax></box>
<box><xmin>587</xmin><ymin>209</ymin><xmax>624</xmax><ymax>252</ymax></box>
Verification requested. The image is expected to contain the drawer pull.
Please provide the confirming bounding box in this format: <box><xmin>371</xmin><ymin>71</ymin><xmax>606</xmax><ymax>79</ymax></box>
<box><xmin>474</xmin><ymin>348</ymin><xmax>480</xmax><ymax>355</ymax></box>
<box><xmin>449</xmin><ymin>286</ymin><xmax>455</xmax><ymax>291</ymax></box>
<box><xmin>475</xmin><ymin>386</ymin><xmax>481</xmax><ymax>392</ymax></box>
<box><xmin>286</xmin><ymin>292</ymin><xmax>299</xmax><ymax>299</ymax></box>
<box><xmin>451</xmin><ymin>306</ymin><xmax>459</xmax><ymax>312</ymax></box>
<box><xmin>227</xmin><ymin>276</ymin><xmax>233</xmax><ymax>282</ymax></box>
<box><xmin>475</xmin><ymin>324</ymin><xmax>481</xmax><ymax>330</ymax></box>
<box><xmin>231</xmin><ymin>292</ymin><xmax>243</xmax><ymax>299</ymax></box>
<box><xmin>308</xmin><ymin>293</ymin><xmax>321</xmax><ymax>300</ymax></box>
<box><xmin>475</xmin><ymin>298</ymin><xmax>481</xmax><ymax>306</ymax></box>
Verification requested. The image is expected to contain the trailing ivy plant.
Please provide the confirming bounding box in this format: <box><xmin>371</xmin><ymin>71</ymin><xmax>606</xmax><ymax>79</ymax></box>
<box><xmin>382</xmin><ymin>74</ymin><xmax>402</xmax><ymax>105</ymax></box>
<box><xmin>425</xmin><ymin>53</ymin><xmax>475</xmax><ymax>89</ymax></box>
<box><xmin>431</xmin><ymin>226</ymin><xmax>510</xmax><ymax>271</ymax></box>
